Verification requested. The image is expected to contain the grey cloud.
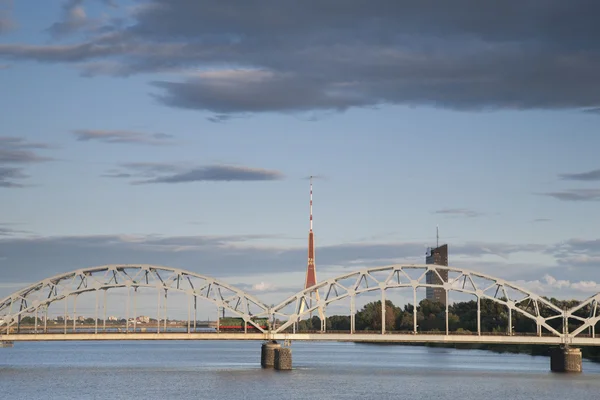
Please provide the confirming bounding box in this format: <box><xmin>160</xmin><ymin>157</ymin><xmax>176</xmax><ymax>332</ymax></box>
<box><xmin>121</xmin><ymin>162</ymin><xmax>182</xmax><ymax>175</ymax></box>
<box><xmin>207</xmin><ymin>114</ymin><xmax>234</xmax><ymax>123</ymax></box>
<box><xmin>102</xmin><ymin>162</ymin><xmax>184</xmax><ymax>180</ymax></box>
<box><xmin>100</xmin><ymin>171</ymin><xmax>132</xmax><ymax>178</ymax></box>
<box><xmin>0</xmin><ymin>167</ymin><xmax>27</xmax><ymax>188</ymax></box>
<box><xmin>0</xmin><ymin>137</ymin><xmax>53</xmax><ymax>188</ymax></box>
<box><xmin>552</xmin><ymin>238</ymin><xmax>600</xmax><ymax>257</ymax></box>
<box><xmin>0</xmin><ymin>136</ymin><xmax>52</xmax><ymax>151</ymax></box>
<box><xmin>540</xmin><ymin>189</ymin><xmax>600</xmax><ymax>202</ymax></box>
<box><xmin>532</xmin><ymin>218</ymin><xmax>552</xmax><ymax>223</ymax></box>
<box><xmin>559</xmin><ymin>168</ymin><xmax>600</xmax><ymax>181</ymax></box>
<box><xmin>46</xmin><ymin>0</ymin><xmax>117</xmax><ymax>39</ymax></box>
<box><xmin>0</xmin><ymin>64</ymin><xmax>9</xmax><ymax>69</ymax></box>
<box><xmin>0</xmin><ymin>0</ymin><xmax>14</xmax><ymax>35</ymax></box>
<box><xmin>104</xmin><ymin>162</ymin><xmax>284</xmax><ymax>184</ymax></box>
<box><xmin>135</xmin><ymin>165</ymin><xmax>285</xmax><ymax>184</ymax></box>
<box><xmin>433</xmin><ymin>208</ymin><xmax>485</xmax><ymax>218</ymax></box>
<box><xmin>550</xmin><ymin>239</ymin><xmax>600</xmax><ymax>271</ymax></box>
<box><xmin>46</xmin><ymin>0</ymin><xmax>90</xmax><ymax>38</ymax></box>
<box><xmin>2</xmin><ymin>1</ymin><xmax>600</xmax><ymax>115</ymax></box>
<box><xmin>0</xmin><ymin>223</ymin><xmax>32</xmax><ymax>237</ymax></box>
<box><xmin>0</xmin><ymin>36</ymin><xmax>126</xmax><ymax>62</ymax></box>
<box><xmin>151</xmin><ymin>72</ymin><xmax>369</xmax><ymax>114</ymax></box>
<box><xmin>73</xmin><ymin>129</ymin><xmax>175</xmax><ymax>145</ymax></box>
<box><xmin>0</xmin><ymin>149</ymin><xmax>52</xmax><ymax>164</ymax></box>
<box><xmin>0</xmin><ymin>234</ymin><xmax>551</xmax><ymax>284</ymax></box>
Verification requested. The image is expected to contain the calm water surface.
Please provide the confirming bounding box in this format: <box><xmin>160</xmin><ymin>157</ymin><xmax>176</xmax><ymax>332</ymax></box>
<box><xmin>1</xmin><ymin>341</ymin><xmax>599</xmax><ymax>399</ymax></box>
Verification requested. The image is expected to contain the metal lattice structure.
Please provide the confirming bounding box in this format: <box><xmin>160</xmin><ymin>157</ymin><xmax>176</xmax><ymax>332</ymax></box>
<box><xmin>1</xmin><ymin>264</ymin><xmax>600</xmax><ymax>345</ymax></box>
<box><xmin>271</xmin><ymin>264</ymin><xmax>567</xmax><ymax>337</ymax></box>
<box><xmin>566</xmin><ymin>293</ymin><xmax>600</xmax><ymax>338</ymax></box>
<box><xmin>0</xmin><ymin>264</ymin><xmax>270</xmax><ymax>334</ymax></box>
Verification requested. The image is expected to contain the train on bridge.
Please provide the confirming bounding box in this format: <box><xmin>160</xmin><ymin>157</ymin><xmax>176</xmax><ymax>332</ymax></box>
<box><xmin>218</xmin><ymin>317</ymin><xmax>268</xmax><ymax>332</ymax></box>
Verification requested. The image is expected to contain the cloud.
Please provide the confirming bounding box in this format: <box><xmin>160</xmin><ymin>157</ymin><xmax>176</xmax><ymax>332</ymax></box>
<box><xmin>0</xmin><ymin>223</ymin><xmax>32</xmax><ymax>237</ymax></box>
<box><xmin>103</xmin><ymin>162</ymin><xmax>285</xmax><ymax>184</ymax></box>
<box><xmin>0</xmin><ymin>137</ymin><xmax>53</xmax><ymax>188</ymax></box>
<box><xmin>0</xmin><ymin>167</ymin><xmax>27</xmax><ymax>187</ymax></box>
<box><xmin>2</xmin><ymin>1</ymin><xmax>600</xmax><ymax>115</ymax></box>
<box><xmin>46</xmin><ymin>0</ymin><xmax>104</xmax><ymax>39</ymax></box>
<box><xmin>433</xmin><ymin>208</ymin><xmax>485</xmax><ymax>218</ymax></box>
<box><xmin>136</xmin><ymin>165</ymin><xmax>285</xmax><ymax>184</ymax></box>
<box><xmin>47</xmin><ymin>1</ymin><xmax>87</xmax><ymax>37</ymax></box>
<box><xmin>251</xmin><ymin>282</ymin><xmax>275</xmax><ymax>292</ymax></box>
<box><xmin>514</xmin><ymin>274</ymin><xmax>600</xmax><ymax>295</ymax></box>
<box><xmin>151</xmin><ymin>69</ymin><xmax>370</xmax><ymax>114</ymax></box>
<box><xmin>552</xmin><ymin>238</ymin><xmax>600</xmax><ymax>262</ymax></box>
<box><xmin>559</xmin><ymin>168</ymin><xmax>600</xmax><ymax>181</ymax></box>
<box><xmin>0</xmin><ymin>234</ymin><xmax>550</xmax><ymax>284</ymax></box>
<box><xmin>0</xmin><ymin>0</ymin><xmax>14</xmax><ymax>35</ymax></box>
<box><xmin>532</xmin><ymin>218</ymin><xmax>552</xmax><ymax>223</ymax></box>
<box><xmin>72</xmin><ymin>129</ymin><xmax>175</xmax><ymax>145</ymax></box>
<box><xmin>3</xmin><ymin>232</ymin><xmax>600</xmax><ymax>302</ymax></box>
<box><xmin>540</xmin><ymin>189</ymin><xmax>600</xmax><ymax>202</ymax></box>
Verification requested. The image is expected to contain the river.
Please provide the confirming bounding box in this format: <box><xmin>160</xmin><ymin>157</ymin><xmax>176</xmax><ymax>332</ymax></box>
<box><xmin>1</xmin><ymin>341</ymin><xmax>600</xmax><ymax>399</ymax></box>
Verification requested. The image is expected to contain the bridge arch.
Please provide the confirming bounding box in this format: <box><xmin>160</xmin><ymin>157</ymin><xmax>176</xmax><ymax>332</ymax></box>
<box><xmin>271</xmin><ymin>264</ymin><xmax>566</xmax><ymax>336</ymax></box>
<box><xmin>0</xmin><ymin>264</ymin><xmax>270</xmax><ymax>334</ymax></box>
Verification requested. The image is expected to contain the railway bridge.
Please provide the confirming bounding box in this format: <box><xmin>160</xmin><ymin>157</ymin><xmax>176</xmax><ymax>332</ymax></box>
<box><xmin>2</xmin><ymin>264</ymin><xmax>599</xmax><ymax>372</ymax></box>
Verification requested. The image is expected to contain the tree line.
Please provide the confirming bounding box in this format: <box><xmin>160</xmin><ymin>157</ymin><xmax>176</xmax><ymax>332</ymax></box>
<box><xmin>296</xmin><ymin>297</ymin><xmax>596</xmax><ymax>335</ymax></box>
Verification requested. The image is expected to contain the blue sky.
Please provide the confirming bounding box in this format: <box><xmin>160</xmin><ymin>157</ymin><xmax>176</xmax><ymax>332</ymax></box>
<box><xmin>1</xmin><ymin>1</ymin><xmax>600</xmax><ymax>311</ymax></box>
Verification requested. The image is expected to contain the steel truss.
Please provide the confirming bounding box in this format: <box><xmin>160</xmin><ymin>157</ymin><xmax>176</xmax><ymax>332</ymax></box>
<box><xmin>0</xmin><ymin>264</ymin><xmax>270</xmax><ymax>334</ymax></box>
<box><xmin>271</xmin><ymin>264</ymin><xmax>573</xmax><ymax>339</ymax></box>
<box><xmin>1</xmin><ymin>264</ymin><xmax>599</xmax><ymax>344</ymax></box>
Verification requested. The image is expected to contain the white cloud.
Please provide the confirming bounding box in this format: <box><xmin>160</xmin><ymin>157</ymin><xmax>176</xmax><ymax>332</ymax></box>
<box><xmin>252</xmin><ymin>281</ymin><xmax>275</xmax><ymax>292</ymax></box>
<box><xmin>514</xmin><ymin>274</ymin><xmax>600</xmax><ymax>296</ymax></box>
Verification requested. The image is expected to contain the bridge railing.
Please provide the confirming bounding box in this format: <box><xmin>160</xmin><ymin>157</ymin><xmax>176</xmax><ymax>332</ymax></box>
<box><xmin>2</xmin><ymin>264</ymin><xmax>599</xmax><ymax>342</ymax></box>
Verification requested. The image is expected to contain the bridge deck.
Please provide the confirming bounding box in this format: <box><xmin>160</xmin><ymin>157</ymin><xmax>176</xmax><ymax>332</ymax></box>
<box><xmin>2</xmin><ymin>333</ymin><xmax>599</xmax><ymax>346</ymax></box>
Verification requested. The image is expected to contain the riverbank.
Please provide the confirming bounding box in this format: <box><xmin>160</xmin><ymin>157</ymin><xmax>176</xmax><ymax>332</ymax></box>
<box><xmin>360</xmin><ymin>341</ymin><xmax>600</xmax><ymax>362</ymax></box>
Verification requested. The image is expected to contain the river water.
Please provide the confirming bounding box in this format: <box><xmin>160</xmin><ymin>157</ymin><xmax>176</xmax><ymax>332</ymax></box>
<box><xmin>1</xmin><ymin>341</ymin><xmax>599</xmax><ymax>399</ymax></box>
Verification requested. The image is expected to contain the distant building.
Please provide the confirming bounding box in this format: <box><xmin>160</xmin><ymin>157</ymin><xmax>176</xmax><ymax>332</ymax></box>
<box><xmin>425</xmin><ymin>244</ymin><xmax>449</xmax><ymax>305</ymax></box>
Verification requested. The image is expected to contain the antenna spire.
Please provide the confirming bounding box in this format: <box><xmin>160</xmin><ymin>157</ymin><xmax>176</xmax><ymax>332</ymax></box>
<box><xmin>310</xmin><ymin>176</ymin><xmax>313</xmax><ymax>231</ymax></box>
<box><xmin>436</xmin><ymin>225</ymin><xmax>439</xmax><ymax>248</ymax></box>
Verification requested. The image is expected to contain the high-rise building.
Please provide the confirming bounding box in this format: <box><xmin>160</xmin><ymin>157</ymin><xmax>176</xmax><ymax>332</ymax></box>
<box><xmin>425</xmin><ymin>244</ymin><xmax>448</xmax><ymax>305</ymax></box>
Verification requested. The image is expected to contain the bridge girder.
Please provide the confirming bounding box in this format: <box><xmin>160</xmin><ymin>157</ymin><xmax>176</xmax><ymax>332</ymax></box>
<box><xmin>271</xmin><ymin>264</ymin><xmax>569</xmax><ymax>337</ymax></box>
<box><xmin>0</xmin><ymin>264</ymin><xmax>270</xmax><ymax>334</ymax></box>
<box><xmin>1</xmin><ymin>264</ymin><xmax>599</xmax><ymax>343</ymax></box>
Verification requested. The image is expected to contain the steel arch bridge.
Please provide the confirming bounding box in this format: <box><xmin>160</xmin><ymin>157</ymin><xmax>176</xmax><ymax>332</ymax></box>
<box><xmin>0</xmin><ymin>264</ymin><xmax>271</xmax><ymax>335</ymax></box>
<box><xmin>1</xmin><ymin>264</ymin><xmax>599</xmax><ymax>346</ymax></box>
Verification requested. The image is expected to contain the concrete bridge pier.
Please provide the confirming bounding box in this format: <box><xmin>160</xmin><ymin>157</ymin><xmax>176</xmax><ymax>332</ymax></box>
<box><xmin>261</xmin><ymin>340</ymin><xmax>281</xmax><ymax>368</ymax></box>
<box><xmin>274</xmin><ymin>346</ymin><xmax>292</xmax><ymax>370</ymax></box>
<box><xmin>260</xmin><ymin>340</ymin><xmax>292</xmax><ymax>370</ymax></box>
<box><xmin>550</xmin><ymin>347</ymin><xmax>582</xmax><ymax>373</ymax></box>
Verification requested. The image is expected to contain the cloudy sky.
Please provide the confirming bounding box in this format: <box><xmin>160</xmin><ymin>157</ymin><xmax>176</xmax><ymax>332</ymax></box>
<box><xmin>1</xmin><ymin>1</ymin><xmax>600</xmax><ymax>309</ymax></box>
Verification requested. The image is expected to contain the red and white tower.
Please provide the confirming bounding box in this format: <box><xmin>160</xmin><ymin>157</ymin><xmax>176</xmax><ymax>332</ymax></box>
<box><xmin>305</xmin><ymin>176</ymin><xmax>317</xmax><ymax>289</ymax></box>
<box><xmin>299</xmin><ymin>176</ymin><xmax>322</xmax><ymax>321</ymax></box>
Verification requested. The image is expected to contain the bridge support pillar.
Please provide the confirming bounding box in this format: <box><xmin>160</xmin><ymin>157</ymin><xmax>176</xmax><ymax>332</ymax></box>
<box><xmin>261</xmin><ymin>340</ymin><xmax>281</xmax><ymax>368</ymax></box>
<box><xmin>550</xmin><ymin>347</ymin><xmax>582</xmax><ymax>373</ymax></box>
<box><xmin>274</xmin><ymin>347</ymin><xmax>292</xmax><ymax>370</ymax></box>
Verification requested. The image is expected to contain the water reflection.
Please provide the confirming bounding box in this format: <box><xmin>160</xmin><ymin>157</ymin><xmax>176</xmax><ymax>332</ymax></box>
<box><xmin>1</xmin><ymin>341</ymin><xmax>599</xmax><ymax>399</ymax></box>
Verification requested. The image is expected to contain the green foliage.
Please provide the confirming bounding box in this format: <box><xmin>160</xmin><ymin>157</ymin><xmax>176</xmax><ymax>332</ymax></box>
<box><xmin>295</xmin><ymin>296</ymin><xmax>600</xmax><ymax>337</ymax></box>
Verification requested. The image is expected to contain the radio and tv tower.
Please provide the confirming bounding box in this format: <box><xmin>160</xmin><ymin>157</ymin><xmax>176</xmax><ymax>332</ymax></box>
<box><xmin>299</xmin><ymin>176</ymin><xmax>321</xmax><ymax>319</ymax></box>
<box><xmin>305</xmin><ymin>176</ymin><xmax>317</xmax><ymax>289</ymax></box>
